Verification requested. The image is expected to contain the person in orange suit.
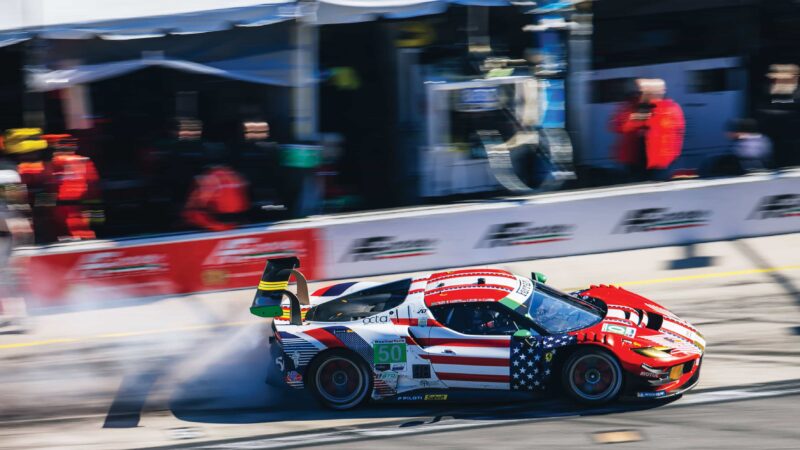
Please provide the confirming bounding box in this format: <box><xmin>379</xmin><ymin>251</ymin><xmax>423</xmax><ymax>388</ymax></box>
<box><xmin>182</xmin><ymin>157</ymin><xmax>250</xmax><ymax>232</ymax></box>
<box><xmin>46</xmin><ymin>135</ymin><xmax>101</xmax><ymax>240</ymax></box>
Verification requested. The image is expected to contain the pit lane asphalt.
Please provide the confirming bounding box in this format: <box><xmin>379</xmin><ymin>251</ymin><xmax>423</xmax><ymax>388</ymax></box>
<box><xmin>296</xmin><ymin>385</ymin><xmax>800</xmax><ymax>450</ymax></box>
<box><xmin>0</xmin><ymin>233</ymin><xmax>799</xmax><ymax>449</ymax></box>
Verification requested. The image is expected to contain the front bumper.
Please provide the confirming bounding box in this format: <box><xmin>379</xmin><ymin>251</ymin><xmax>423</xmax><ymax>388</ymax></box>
<box><xmin>625</xmin><ymin>357</ymin><xmax>702</xmax><ymax>400</ymax></box>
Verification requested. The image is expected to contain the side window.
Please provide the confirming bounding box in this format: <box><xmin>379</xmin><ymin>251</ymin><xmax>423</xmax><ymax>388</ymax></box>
<box><xmin>431</xmin><ymin>303</ymin><xmax>531</xmax><ymax>336</ymax></box>
<box><xmin>306</xmin><ymin>279</ymin><xmax>411</xmax><ymax>322</ymax></box>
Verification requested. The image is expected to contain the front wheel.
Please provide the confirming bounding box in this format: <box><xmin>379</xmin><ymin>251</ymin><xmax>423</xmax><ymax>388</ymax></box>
<box><xmin>307</xmin><ymin>350</ymin><xmax>372</xmax><ymax>410</ymax></box>
<box><xmin>562</xmin><ymin>348</ymin><xmax>623</xmax><ymax>405</ymax></box>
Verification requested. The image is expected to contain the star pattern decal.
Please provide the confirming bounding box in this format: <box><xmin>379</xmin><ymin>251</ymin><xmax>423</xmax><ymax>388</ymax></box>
<box><xmin>510</xmin><ymin>334</ymin><xmax>577</xmax><ymax>391</ymax></box>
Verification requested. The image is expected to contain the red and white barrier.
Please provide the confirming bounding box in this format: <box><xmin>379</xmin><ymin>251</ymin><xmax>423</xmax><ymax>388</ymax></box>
<box><xmin>13</xmin><ymin>170</ymin><xmax>800</xmax><ymax>307</ymax></box>
<box><xmin>16</xmin><ymin>227</ymin><xmax>322</xmax><ymax>306</ymax></box>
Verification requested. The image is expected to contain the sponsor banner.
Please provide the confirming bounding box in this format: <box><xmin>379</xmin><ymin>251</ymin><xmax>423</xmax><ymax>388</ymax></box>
<box><xmin>20</xmin><ymin>228</ymin><xmax>321</xmax><ymax>305</ymax></box>
<box><xmin>324</xmin><ymin>172</ymin><xmax>800</xmax><ymax>279</ymax></box>
<box><xmin>13</xmin><ymin>170</ymin><xmax>800</xmax><ymax>304</ymax></box>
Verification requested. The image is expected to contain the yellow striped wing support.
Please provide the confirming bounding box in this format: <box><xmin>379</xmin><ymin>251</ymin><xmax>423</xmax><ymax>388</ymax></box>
<box><xmin>258</xmin><ymin>280</ymin><xmax>289</xmax><ymax>291</ymax></box>
<box><xmin>250</xmin><ymin>257</ymin><xmax>300</xmax><ymax>318</ymax></box>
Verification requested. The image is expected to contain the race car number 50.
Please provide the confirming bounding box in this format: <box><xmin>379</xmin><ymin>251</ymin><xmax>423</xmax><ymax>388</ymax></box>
<box><xmin>374</xmin><ymin>342</ymin><xmax>407</xmax><ymax>364</ymax></box>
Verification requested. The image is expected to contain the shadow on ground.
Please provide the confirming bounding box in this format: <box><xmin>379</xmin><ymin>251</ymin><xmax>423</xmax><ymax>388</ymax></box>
<box><xmin>165</xmin><ymin>324</ymin><xmax>675</xmax><ymax>427</ymax></box>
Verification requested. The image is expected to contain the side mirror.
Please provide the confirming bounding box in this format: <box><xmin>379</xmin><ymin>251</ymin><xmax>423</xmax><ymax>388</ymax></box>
<box><xmin>513</xmin><ymin>329</ymin><xmax>533</xmax><ymax>339</ymax></box>
<box><xmin>532</xmin><ymin>272</ymin><xmax>548</xmax><ymax>284</ymax></box>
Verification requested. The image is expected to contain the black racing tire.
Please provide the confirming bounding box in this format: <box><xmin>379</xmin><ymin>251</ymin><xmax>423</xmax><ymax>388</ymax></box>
<box><xmin>306</xmin><ymin>349</ymin><xmax>372</xmax><ymax>410</ymax></box>
<box><xmin>561</xmin><ymin>347</ymin><xmax>623</xmax><ymax>405</ymax></box>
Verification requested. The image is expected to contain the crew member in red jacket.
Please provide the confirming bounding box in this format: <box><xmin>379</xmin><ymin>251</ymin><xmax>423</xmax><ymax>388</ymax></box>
<box><xmin>183</xmin><ymin>164</ymin><xmax>250</xmax><ymax>232</ymax></box>
<box><xmin>47</xmin><ymin>135</ymin><xmax>101</xmax><ymax>240</ymax></box>
<box><xmin>610</xmin><ymin>78</ymin><xmax>685</xmax><ymax>181</ymax></box>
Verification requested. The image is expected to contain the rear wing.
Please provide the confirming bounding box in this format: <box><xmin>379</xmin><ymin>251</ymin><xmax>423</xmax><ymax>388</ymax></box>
<box><xmin>249</xmin><ymin>257</ymin><xmax>310</xmax><ymax>325</ymax></box>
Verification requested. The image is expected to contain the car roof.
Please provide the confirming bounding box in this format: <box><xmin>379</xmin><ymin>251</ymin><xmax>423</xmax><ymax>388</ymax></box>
<box><xmin>423</xmin><ymin>268</ymin><xmax>523</xmax><ymax>308</ymax></box>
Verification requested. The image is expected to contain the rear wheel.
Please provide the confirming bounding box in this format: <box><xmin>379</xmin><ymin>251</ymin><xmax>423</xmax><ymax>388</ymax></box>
<box><xmin>307</xmin><ymin>350</ymin><xmax>372</xmax><ymax>410</ymax></box>
<box><xmin>562</xmin><ymin>348</ymin><xmax>623</xmax><ymax>405</ymax></box>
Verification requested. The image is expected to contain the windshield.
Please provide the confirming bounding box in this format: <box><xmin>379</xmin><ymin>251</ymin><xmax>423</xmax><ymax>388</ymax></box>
<box><xmin>526</xmin><ymin>283</ymin><xmax>604</xmax><ymax>333</ymax></box>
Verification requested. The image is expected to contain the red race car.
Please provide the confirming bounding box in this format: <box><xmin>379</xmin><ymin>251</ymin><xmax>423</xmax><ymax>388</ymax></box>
<box><xmin>252</xmin><ymin>258</ymin><xmax>705</xmax><ymax>409</ymax></box>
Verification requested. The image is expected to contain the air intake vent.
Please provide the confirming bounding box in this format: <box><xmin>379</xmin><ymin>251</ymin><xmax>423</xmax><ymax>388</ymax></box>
<box><xmin>646</xmin><ymin>312</ymin><xmax>663</xmax><ymax>330</ymax></box>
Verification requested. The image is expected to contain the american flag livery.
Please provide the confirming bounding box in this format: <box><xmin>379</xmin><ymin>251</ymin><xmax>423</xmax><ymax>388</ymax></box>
<box><xmin>420</xmin><ymin>346</ymin><xmax>511</xmax><ymax>389</ymax></box>
<box><xmin>265</xmin><ymin>265</ymin><xmax>705</xmax><ymax>409</ymax></box>
<box><xmin>511</xmin><ymin>334</ymin><xmax>577</xmax><ymax>391</ymax></box>
<box><xmin>278</xmin><ymin>331</ymin><xmax>319</xmax><ymax>389</ymax></box>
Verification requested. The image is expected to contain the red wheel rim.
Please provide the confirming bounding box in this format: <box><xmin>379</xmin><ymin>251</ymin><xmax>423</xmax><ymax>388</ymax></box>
<box><xmin>316</xmin><ymin>357</ymin><xmax>364</xmax><ymax>405</ymax></box>
<box><xmin>569</xmin><ymin>353</ymin><xmax>620</xmax><ymax>401</ymax></box>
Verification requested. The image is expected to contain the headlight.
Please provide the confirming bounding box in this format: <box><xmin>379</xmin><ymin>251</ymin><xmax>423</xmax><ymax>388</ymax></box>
<box><xmin>632</xmin><ymin>346</ymin><xmax>673</xmax><ymax>359</ymax></box>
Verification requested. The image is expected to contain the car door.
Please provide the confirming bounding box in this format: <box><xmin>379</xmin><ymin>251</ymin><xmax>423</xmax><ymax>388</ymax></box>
<box><xmin>421</xmin><ymin>302</ymin><xmax>533</xmax><ymax>390</ymax></box>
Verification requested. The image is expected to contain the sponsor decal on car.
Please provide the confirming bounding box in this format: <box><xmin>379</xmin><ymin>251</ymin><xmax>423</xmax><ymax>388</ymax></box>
<box><xmin>342</xmin><ymin>236</ymin><xmax>437</xmax><ymax>262</ymax></box>
<box><xmin>639</xmin><ymin>371</ymin><xmax>663</xmax><ymax>379</ymax></box>
<box><xmin>377</xmin><ymin>371</ymin><xmax>400</xmax><ymax>390</ymax></box>
<box><xmin>614</xmin><ymin>208</ymin><xmax>710</xmax><ymax>233</ymax></box>
<box><xmin>285</xmin><ymin>370</ymin><xmax>303</xmax><ymax>383</ymax></box>
<box><xmin>477</xmin><ymin>222</ymin><xmax>574</xmax><ymax>248</ymax></box>
<box><xmin>379</xmin><ymin>371</ymin><xmax>399</xmax><ymax>382</ymax></box>
<box><xmin>516</xmin><ymin>278</ymin><xmax>533</xmax><ymax>297</ymax></box>
<box><xmin>601</xmin><ymin>322</ymin><xmax>637</xmax><ymax>338</ymax></box>
<box><xmin>424</xmin><ymin>394</ymin><xmax>448</xmax><ymax>401</ymax></box>
<box><xmin>747</xmin><ymin>194</ymin><xmax>800</xmax><ymax>220</ymax></box>
<box><xmin>363</xmin><ymin>315</ymin><xmax>390</xmax><ymax>325</ymax></box>
<box><xmin>373</xmin><ymin>340</ymin><xmax>408</xmax><ymax>364</ymax></box>
<box><xmin>636</xmin><ymin>390</ymin><xmax>668</xmax><ymax>398</ymax></box>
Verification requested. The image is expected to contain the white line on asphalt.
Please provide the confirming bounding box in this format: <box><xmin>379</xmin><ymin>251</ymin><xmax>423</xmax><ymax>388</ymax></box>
<box><xmin>195</xmin><ymin>384</ymin><xmax>800</xmax><ymax>450</ymax></box>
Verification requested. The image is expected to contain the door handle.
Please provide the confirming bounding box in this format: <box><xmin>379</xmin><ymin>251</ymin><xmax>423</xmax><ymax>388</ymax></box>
<box><xmin>443</xmin><ymin>349</ymin><xmax>456</xmax><ymax>355</ymax></box>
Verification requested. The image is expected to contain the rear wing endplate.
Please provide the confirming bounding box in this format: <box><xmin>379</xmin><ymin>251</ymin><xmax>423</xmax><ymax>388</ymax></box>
<box><xmin>249</xmin><ymin>257</ymin><xmax>309</xmax><ymax>325</ymax></box>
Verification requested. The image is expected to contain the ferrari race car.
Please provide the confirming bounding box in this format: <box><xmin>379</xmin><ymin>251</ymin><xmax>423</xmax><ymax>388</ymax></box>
<box><xmin>250</xmin><ymin>258</ymin><xmax>705</xmax><ymax>410</ymax></box>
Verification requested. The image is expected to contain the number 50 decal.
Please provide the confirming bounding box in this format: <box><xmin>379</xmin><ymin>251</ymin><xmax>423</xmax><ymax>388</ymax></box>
<box><xmin>373</xmin><ymin>341</ymin><xmax>407</xmax><ymax>364</ymax></box>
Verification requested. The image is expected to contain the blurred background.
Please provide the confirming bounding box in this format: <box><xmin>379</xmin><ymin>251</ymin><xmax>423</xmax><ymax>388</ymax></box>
<box><xmin>0</xmin><ymin>0</ymin><xmax>797</xmax><ymax>245</ymax></box>
<box><xmin>0</xmin><ymin>1</ymin><xmax>798</xmax><ymax>449</ymax></box>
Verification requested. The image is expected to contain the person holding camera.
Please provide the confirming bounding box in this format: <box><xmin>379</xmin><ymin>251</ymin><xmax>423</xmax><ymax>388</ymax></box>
<box><xmin>610</xmin><ymin>78</ymin><xmax>685</xmax><ymax>181</ymax></box>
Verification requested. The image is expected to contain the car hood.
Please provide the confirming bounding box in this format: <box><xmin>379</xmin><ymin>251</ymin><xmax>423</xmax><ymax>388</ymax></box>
<box><xmin>578</xmin><ymin>285</ymin><xmax>706</xmax><ymax>358</ymax></box>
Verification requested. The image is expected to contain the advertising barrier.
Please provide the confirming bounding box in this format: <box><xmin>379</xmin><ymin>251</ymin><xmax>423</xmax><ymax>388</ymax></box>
<box><xmin>12</xmin><ymin>170</ymin><xmax>799</xmax><ymax>305</ymax></box>
<box><xmin>18</xmin><ymin>227</ymin><xmax>322</xmax><ymax>306</ymax></box>
<box><xmin>323</xmin><ymin>171</ymin><xmax>800</xmax><ymax>279</ymax></box>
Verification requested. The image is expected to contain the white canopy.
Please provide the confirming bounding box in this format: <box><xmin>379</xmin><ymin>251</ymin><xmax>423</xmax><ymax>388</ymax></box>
<box><xmin>0</xmin><ymin>1</ymin><xmax>297</xmax><ymax>32</ymax></box>
<box><xmin>0</xmin><ymin>0</ymin><xmax>302</xmax><ymax>43</ymax></box>
<box><xmin>0</xmin><ymin>0</ymin><xmax>512</xmax><ymax>40</ymax></box>
<box><xmin>315</xmin><ymin>0</ymin><xmax>511</xmax><ymax>24</ymax></box>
